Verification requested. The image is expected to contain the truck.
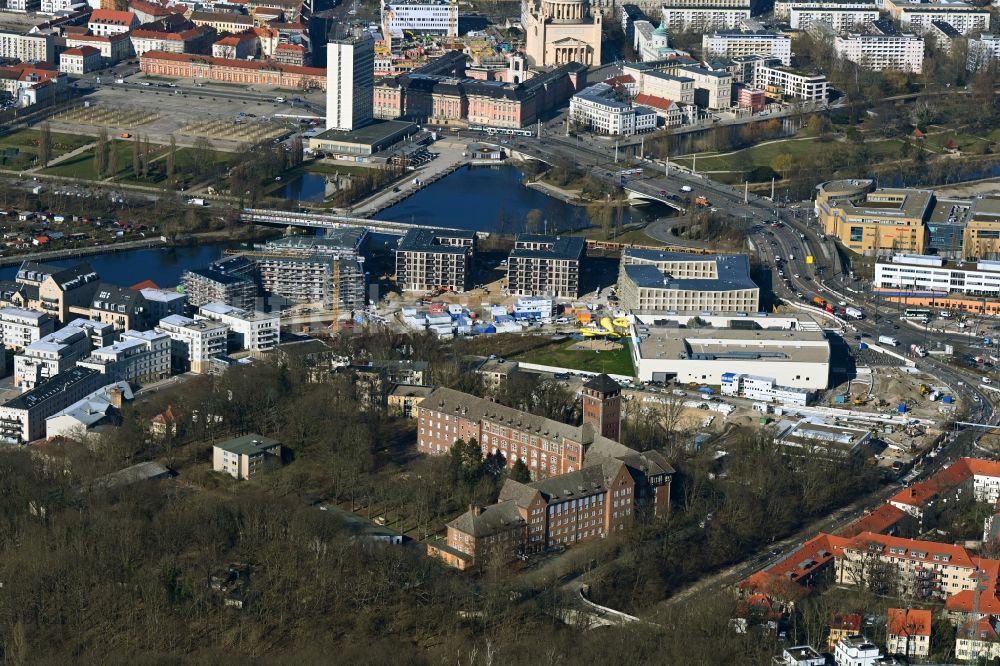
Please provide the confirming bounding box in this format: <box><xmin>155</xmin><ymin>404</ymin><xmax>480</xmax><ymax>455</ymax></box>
<box><xmin>879</xmin><ymin>335</ymin><xmax>899</xmax><ymax>347</ymax></box>
<box><xmin>910</xmin><ymin>344</ymin><xmax>928</xmax><ymax>357</ymax></box>
<box><xmin>845</xmin><ymin>307</ymin><xmax>864</xmax><ymax>319</ymax></box>
<box><xmin>187</xmin><ymin>198</ymin><xmax>207</xmax><ymax>206</ymax></box>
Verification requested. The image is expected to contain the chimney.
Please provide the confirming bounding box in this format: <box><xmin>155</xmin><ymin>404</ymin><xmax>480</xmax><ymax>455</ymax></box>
<box><xmin>470</xmin><ymin>504</ymin><xmax>481</xmax><ymax>517</ymax></box>
<box><xmin>108</xmin><ymin>386</ymin><xmax>123</xmax><ymax>409</ymax></box>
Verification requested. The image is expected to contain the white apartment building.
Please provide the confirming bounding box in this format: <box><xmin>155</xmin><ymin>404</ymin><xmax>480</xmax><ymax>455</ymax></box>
<box><xmin>381</xmin><ymin>0</ymin><xmax>458</xmax><ymax>40</ymax></box>
<box><xmin>774</xmin><ymin>0</ymin><xmax>876</xmax><ymax>19</ymax></box>
<box><xmin>721</xmin><ymin>373</ymin><xmax>812</xmax><ymax>405</ymax></box>
<box><xmin>196</xmin><ymin>303</ymin><xmax>280</xmax><ymax>352</ymax></box>
<box><xmin>702</xmin><ymin>31</ymin><xmax>792</xmax><ymax>66</ymax></box>
<box><xmin>326</xmin><ymin>31</ymin><xmax>375</xmax><ymax>132</ymax></box>
<box><xmin>754</xmin><ymin>64</ymin><xmax>828</xmax><ymax>101</ymax></box>
<box><xmin>660</xmin><ymin>5</ymin><xmax>750</xmax><ymax>30</ymax></box>
<box><xmin>88</xmin><ymin>10</ymin><xmax>138</xmax><ymax>36</ymax></box>
<box><xmin>883</xmin><ymin>0</ymin><xmax>990</xmax><ymax>34</ymax></box>
<box><xmin>3</xmin><ymin>0</ymin><xmax>40</xmax><ymax>13</ymax></box>
<box><xmin>40</xmin><ymin>0</ymin><xmax>80</xmax><ymax>13</ymax></box>
<box><xmin>156</xmin><ymin>314</ymin><xmax>229</xmax><ymax>373</ymax></box>
<box><xmin>0</xmin><ymin>308</ymin><xmax>55</xmax><ymax>350</ymax></box>
<box><xmin>835</xmin><ymin>32</ymin><xmax>925</xmax><ymax>73</ymax></box>
<box><xmin>59</xmin><ymin>46</ymin><xmax>102</xmax><ymax>75</ymax></box>
<box><xmin>833</xmin><ymin>635</ymin><xmax>887</xmax><ymax>666</ymax></box>
<box><xmin>875</xmin><ymin>254</ymin><xmax>1000</xmax><ymax>299</ymax></box>
<box><xmin>14</xmin><ymin>326</ymin><xmax>92</xmax><ymax>391</ymax></box>
<box><xmin>76</xmin><ymin>329</ymin><xmax>171</xmax><ymax>384</ymax></box>
<box><xmin>0</xmin><ymin>31</ymin><xmax>55</xmax><ymax>63</ymax></box>
<box><xmin>140</xmin><ymin>288</ymin><xmax>187</xmax><ymax>322</ymax></box>
<box><xmin>679</xmin><ymin>65</ymin><xmax>732</xmax><ymax>109</ymax></box>
<box><xmin>788</xmin><ymin>6</ymin><xmax>880</xmax><ymax>31</ymax></box>
<box><xmin>569</xmin><ymin>82</ymin><xmax>658</xmax><ymax>135</ymax></box>
<box><xmin>623</xmin><ymin>64</ymin><xmax>696</xmax><ymax>104</ymax></box>
<box><xmin>968</xmin><ymin>34</ymin><xmax>1000</xmax><ymax>71</ymax></box>
<box><xmin>64</xmin><ymin>318</ymin><xmax>116</xmax><ymax>349</ymax></box>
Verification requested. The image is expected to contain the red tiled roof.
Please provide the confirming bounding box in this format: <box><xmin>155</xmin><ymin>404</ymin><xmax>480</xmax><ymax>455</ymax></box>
<box><xmin>845</xmin><ymin>531</ymin><xmax>978</xmax><ymax>569</ymax></box>
<box><xmin>129</xmin><ymin>279</ymin><xmax>160</xmax><ymax>290</ymax></box>
<box><xmin>838</xmin><ymin>504</ymin><xmax>909</xmax><ymax>538</ymax></box>
<box><xmin>887</xmin><ymin>608</ymin><xmax>932</xmax><ymax>637</ymax></box>
<box><xmin>90</xmin><ymin>9</ymin><xmax>137</xmax><ymax>25</ymax></box>
<box><xmin>738</xmin><ymin>533</ymin><xmax>849</xmax><ymax>601</ymax></box>
<box><xmin>129</xmin><ymin>0</ymin><xmax>180</xmax><ymax>16</ymax></box>
<box><xmin>634</xmin><ymin>92</ymin><xmax>676</xmax><ymax>111</ymax></box>
<box><xmin>214</xmin><ymin>32</ymin><xmax>255</xmax><ymax>45</ymax></box>
<box><xmin>68</xmin><ymin>33</ymin><xmax>131</xmax><ymax>43</ymax></box>
<box><xmin>830</xmin><ymin>612</ymin><xmax>862</xmax><ymax>632</ymax></box>
<box><xmin>890</xmin><ymin>458</ymin><xmax>1000</xmax><ymax>509</ymax></box>
<box><xmin>604</xmin><ymin>74</ymin><xmax>634</xmax><ymax>86</ymax></box>
<box><xmin>141</xmin><ymin>49</ymin><xmax>324</xmax><ymax>76</ymax></box>
<box><xmin>62</xmin><ymin>45</ymin><xmax>101</xmax><ymax>56</ymax></box>
<box><xmin>947</xmin><ymin>558</ymin><xmax>1000</xmax><ymax>615</ymax></box>
<box><xmin>276</xmin><ymin>42</ymin><xmax>305</xmax><ymax>51</ymax></box>
<box><xmin>958</xmin><ymin>617</ymin><xmax>1000</xmax><ymax>643</ymax></box>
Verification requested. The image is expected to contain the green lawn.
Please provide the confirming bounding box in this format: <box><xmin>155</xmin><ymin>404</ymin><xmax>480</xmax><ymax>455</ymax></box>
<box><xmin>0</xmin><ymin>129</ymin><xmax>93</xmax><ymax>171</ymax></box>
<box><xmin>920</xmin><ymin>128</ymin><xmax>993</xmax><ymax>154</ymax></box>
<box><xmin>514</xmin><ymin>338</ymin><xmax>635</xmax><ymax>376</ymax></box>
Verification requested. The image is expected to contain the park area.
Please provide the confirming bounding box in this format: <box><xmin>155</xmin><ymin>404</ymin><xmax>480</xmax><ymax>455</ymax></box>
<box><xmin>513</xmin><ymin>337</ymin><xmax>635</xmax><ymax>376</ymax></box>
<box><xmin>0</xmin><ymin>129</ymin><xmax>92</xmax><ymax>171</ymax></box>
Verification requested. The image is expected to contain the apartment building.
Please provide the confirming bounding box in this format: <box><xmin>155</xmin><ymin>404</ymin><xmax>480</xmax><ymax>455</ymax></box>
<box><xmin>660</xmin><ymin>0</ymin><xmax>751</xmax><ymax>31</ymax></box>
<box><xmin>87</xmin><ymin>283</ymin><xmax>151</xmax><ymax>331</ymax></box>
<box><xmin>774</xmin><ymin>0</ymin><xmax>876</xmax><ymax>19</ymax></box>
<box><xmin>617</xmin><ymin>249</ymin><xmax>759</xmax><ymax>314</ymax></box>
<box><xmin>213</xmin><ymin>433</ymin><xmax>281</xmax><ymax>480</ymax></box>
<box><xmin>886</xmin><ymin>608</ymin><xmax>932</xmax><ymax>658</ymax></box>
<box><xmin>196</xmin><ymin>302</ymin><xmax>280</xmax><ymax>352</ymax></box>
<box><xmin>568</xmin><ymin>82</ymin><xmax>658</xmax><ymax>135</ymax></box>
<box><xmin>0</xmin><ymin>366</ymin><xmax>103</xmax><ymax>443</ymax></box>
<box><xmin>623</xmin><ymin>66</ymin><xmax>697</xmax><ymax>104</ymax></box>
<box><xmin>788</xmin><ymin>5</ymin><xmax>880</xmax><ymax>31</ymax></box>
<box><xmin>0</xmin><ymin>31</ymin><xmax>55</xmax><ymax>63</ymax></box>
<box><xmin>702</xmin><ymin>31</ymin><xmax>792</xmax><ymax>66</ymax></box>
<box><xmin>190</xmin><ymin>10</ymin><xmax>255</xmax><ymax>33</ymax></box>
<box><xmin>141</xmin><ymin>288</ymin><xmax>187</xmax><ymax>321</ymax></box>
<box><xmin>63</xmin><ymin>319</ymin><xmax>116</xmax><ymax>349</ymax></box>
<box><xmin>968</xmin><ymin>34</ymin><xmax>1000</xmax><ymax>71</ymax></box>
<box><xmin>65</xmin><ymin>34</ymin><xmax>133</xmax><ymax>66</ymax></box>
<box><xmin>44</xmin><ymin>381</ymin><xmax>131</xmax><ymax>441</ymax></box>
<box><xmin>679</xmin><ymin>65</ymin><xmax>732</xmax><ymax>109</ymax></box>
<box><xmin>888</xmin><ymin>457</ymin><xmax>1000</xmax><ymax>522</ymax></box>
<box><xmin>753</xmin><ymin>63</ymin><xmax>828</xmax><ymax>101</ymax></box>
<box><xmin>326</xmin><ymin>30</ymin><xmax>375</xmax><ymax>132</ymax></box>
<box><xmin>14</xmin><ymin>260</ymin><xmax>100</xmax><ymax>323</ymax></box>
<box><xmin>816</xmin><ymin>180</ymin><xmax>932</xmax><ymax>255</ymax></box>
<box><xmin>130</xmin><ymin>26</ymin><xmax>218</xmax><ymax>57</ymax></box>
<box><xmin>156</xmin><ymin>314</ymin><xmax>229</xmax><ymax>373</ymax></box>
<box><xmin>883</xmin><ymin>0</ymin><xmax>989</xmax><ymax>34</ymax></box>
<box><xmin>59</xmin><ymin>46</ymin><xmax>103</xmax><ymax>75</ymax></box>
<box><xmin>76</xmin><ymin>329</ymin><xmax>172</xmax><ymax>384</ymax></box>
<box><xmin>182</xmin><ymin>258</ymin><xmax>257</xmax><ymax>310</ymax></box>
<box><xmin>0</xmin><ymin>308</ymin><xmax>55</xmax><ymax>350</ymax></box>
<box><xmin>835</xmin><ymin>30</ymin><xmax>925</xmax><ymax>73</ymax></box>
<box><xmin>507</xmin><ymin>234</ymin><xmax>585</xmax><ymax>299</ymax></box>
<box><xmin>14</xmin><ymin>326</ymin><xmax>92</xmax><ymax>391</ymax></box>
<box><xmin>381</xmin><ymin>0</ymin><xmax>458</xmax><ymax>40</ymax></box>
<box><xmin>395</xmin><ymin>228</ymin><xmax>477</xmax><ymax>293</ymax></box>
<box><xmin>88</xmin><ymin>9</ymin><xmax>139</xmax><ymax>36</ymax></box>
<box><xmin>833</xmin><ymin>635</ymin><xmax>889</xmax><ymax>666</ymax></box>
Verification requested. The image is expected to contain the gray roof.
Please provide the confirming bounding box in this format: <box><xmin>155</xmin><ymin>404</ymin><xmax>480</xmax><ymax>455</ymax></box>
<box><xmin>510</xmin><ymin>234</ymin><xmax>585</xmax><ymax>261</ymax></box>
<box><xmin>447</xmin><ymin>500</ymin><xmax>524</xmax><ymax>538</ymax></box>
<box><xmin>91</xmin><ymin>283</ymin><xmax>146</xmax><ymax>314</ymax></box>
<box><xmin>97</xmin><ymin>461</ymin><xmax>173</xmax><ymax>488</ymax></box>
<box><xmin>216</xmin><ymin>433</ymin><xmax>281</xmax><ymax>455</ymax></box>
<box><xmin>263</xmin><ymin>228</ymin><xmax>366</xmax><ymax>253</ymax></box>
<box><xmin>17</xmin><ymin>260</ymin><xmax>99</xmax><ymax>291</ymax></box>
<box><xmin>186</xmin><ymin>268</ymin><xmax>249</xmax><ymax>285</ymax></box>
<box><xmin>398</xmin><ymin>228</ymin><xmax>476</xmax><ymax>253</ymax></box>
<box><xmin>4</xmin><ymin>367</ymin><xmax>100</xmax><ymax>410</ymax></box>
<box><xmin>622</xmin><ymin>251</ymin><xmax>757</xmax><ymax>291</ymax></box>
<box><xmin>583</xmin><ymin>373</ymin><xmax>621</xmax><ymax>394</ymax></box>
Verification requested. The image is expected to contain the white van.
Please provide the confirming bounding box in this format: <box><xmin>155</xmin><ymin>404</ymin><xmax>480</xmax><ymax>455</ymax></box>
<box><xmin>680</xmin><ymin>185</ymin><xmax>693</xmax><ymax>193</ymax></box>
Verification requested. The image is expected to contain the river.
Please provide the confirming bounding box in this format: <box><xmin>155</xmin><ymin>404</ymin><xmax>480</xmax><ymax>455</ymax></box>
<box><xmin>1</xmin><ymin>165</ymin><xmax>667</xmax><ymax>285</ymax></box>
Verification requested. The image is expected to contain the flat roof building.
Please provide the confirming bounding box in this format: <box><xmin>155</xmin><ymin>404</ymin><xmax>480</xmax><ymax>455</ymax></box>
<box><xmin>308</xmin><ymin>119</ymin><xmax>419</xmax><ymax>158</ymax></box>
<box><xmin>702</xmin><ymin>31</ymin><xmax>792</xmax><ymax>66</ymax></box>
<box><xmin>629</xmin><ymin>318</ymin><xmax>830</xmax><ymax>389</ymax></box>
<box><xmin>183</xmin><ymin>265</ymin><xmax>257</xmax><ymax>311</ymax></box>
<box><xmin>817</xmin><ymin>180</ymin><xmax>934</xmax><ymax>255</ymax></box>
<box><xmin>156</xmin><ymin>314</ymin><xmax>229</xmax><ymax>373</ymax></box>
<box><xmin>0</xmin><ymin>366</ymin><xmax>104</xmax><ymax>443</ymax></box>
<box><xmin>396</xmin><ymin>228</ymin><xmax>477</xmax><ymax>293</ymax></box>
<box><xmin>76</xmin><ymin>329</ymin><xmax>172</xmax><ymax>384</ymax></box>
<box><xmin>0</xmin><ymin>307</ymin><xmax>55</xmax><ymax>350</ymax></box>
<box><xmin>617</xmin><ymin>249</ymin><xmax>759</xmax><ymax>314</ymax></box>
<box><xmin>508</xmin><ymin>234</ymin><xmax>586</xmax><ymax>299</ymax></box>
<box><xmin>213</xmin><ymin>433</ymin><xmax>281</xmax><ymax>480</ymax></box>
<box><xmin>196</xmin><ymin>303</ymin><xmax>280</xmax><ymax>352</ymax></box>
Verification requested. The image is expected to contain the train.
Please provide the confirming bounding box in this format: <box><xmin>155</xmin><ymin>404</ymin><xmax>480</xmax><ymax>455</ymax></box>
<box><xmin>468</xmin><ymin>125</ymin><xmax>535</xmax><ymax>137</ymax></box>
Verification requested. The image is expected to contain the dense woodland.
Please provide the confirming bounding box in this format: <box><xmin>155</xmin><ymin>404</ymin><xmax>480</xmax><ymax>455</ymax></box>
<box><xmin>0</xmin><ymin>331</ymin><xmax>907</xmax><ymax>663</ymax></box>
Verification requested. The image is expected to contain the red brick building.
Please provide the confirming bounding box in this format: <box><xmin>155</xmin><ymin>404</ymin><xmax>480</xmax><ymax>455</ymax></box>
<box><xmin>140</xmin><ymin>50</ymin><xmax>325</xmax><ymax>89</ymax></box>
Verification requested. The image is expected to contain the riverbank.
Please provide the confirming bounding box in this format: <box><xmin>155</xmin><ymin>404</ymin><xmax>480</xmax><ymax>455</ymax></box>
<box><xmin>524</xmin><ymin>179</ymin><xmax>586</xmax><ymax>206</ymax></box>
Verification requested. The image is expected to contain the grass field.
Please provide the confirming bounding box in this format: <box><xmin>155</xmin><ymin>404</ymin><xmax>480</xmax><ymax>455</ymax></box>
<box><xmin>673</xmin><ymin>137</ymin><xmax>905</xmax><ymax>173</ymax></box>
<box><xmin>0</xmin><ymin>129</ymin><xmax>94</xmax><ymax>171</ymax></box>
<box><xmin>514</xmin><ymin>338</ymin><xmax>635</xmax><ymax>376</ymax></box>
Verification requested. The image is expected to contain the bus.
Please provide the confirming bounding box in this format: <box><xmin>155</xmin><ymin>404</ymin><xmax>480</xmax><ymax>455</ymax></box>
<box><xmin>902</xmin><ymin>308</ymin><xmax>932</xmax><ymax>321</ymax></box>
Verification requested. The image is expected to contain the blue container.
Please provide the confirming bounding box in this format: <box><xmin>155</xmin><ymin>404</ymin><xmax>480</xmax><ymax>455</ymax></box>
<box><xmin>859</xmin><ymin>343</ymin><xmax>868</xmax><ymax>350</ymax></box>
<box><xmin>898</xmin><ymin>403</ymin><xmax>907</xmax><ymax>414</ymax></box>
<box><xmin>942</xmin><ymin>395</ymin><xmax>954</xmax><ymax>404</ymax></box>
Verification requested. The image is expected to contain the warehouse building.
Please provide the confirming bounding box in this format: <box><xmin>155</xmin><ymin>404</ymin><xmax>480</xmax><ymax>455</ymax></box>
<box><xmin>617</xmin><ymin>250</ymin><xmax>759</xmax><ymax>314</ymax></box>
<box><xmin>628</xmin><ymin>319</ymin><xmax>830</xmax><ymax>389</ymax></box>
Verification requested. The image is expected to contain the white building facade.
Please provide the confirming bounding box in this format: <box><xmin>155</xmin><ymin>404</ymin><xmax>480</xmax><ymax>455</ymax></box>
<box><xmin>788</xmin><ymin>6</ymin><xmax>880</xmax><ymax>31</ymax></box>
<box><xmin>76</xmin><ymin>329</ymin><xmax>171</xmax><ymax>384</ymax></box>
<box><xmin>720</xmin><ymin>373</ymin><xmax>812</xmax><ymax>405</ymax></box>
<box><xmin>834</xmin><ymin>32</ymin><xmax>925</xmax><ymax>73</ymax></box>
<box><xmin>156</xmin><ymin>314</ymin><xmax>229</xmax><ymax>373</ymax></box>
<box><xmin>754</xmin><ymin>65</ymin><xmax>828</xmax><ymax>101</ymax></box>
<box><xmin>326</xmin><ymin>31</ymin><xmax>375</xmax><ymax>132</ymax></box>
<box><xmin>0</xmin><ymin>308</ymin><xmax>55</xmax><ymax>350</ymax></box>
<box><xmin>569</xmin><ymin>82</ymin><xmax>658</xmax><ymax>135</ymax></box>
<box><xmin>875</xmin><ymin>254</ymin><xmax>1000</xmax><ymax>299</ymax></box>
<box><xmin>14</xmin><ymin>326</ymin><xmax>92</xmax><ymax>391</ymax></box>
<box><xmin>381</xmin><ymin>0</ymin><xmax>458</xmax><ymax>40</ymax></box>
<box><xmin>0</xmin><ymin>31</ymin><xmax>54</xmax><ymax>63</ymax></box>
<box><xmin>702</xmin><ymin>31</ymin><xmax>792</xmax><ymax>66</ymax></box>
<box><xmin>196</xmin><ymin>303</ymin><xmax>280</xmax><ymax>352</ymax></box>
